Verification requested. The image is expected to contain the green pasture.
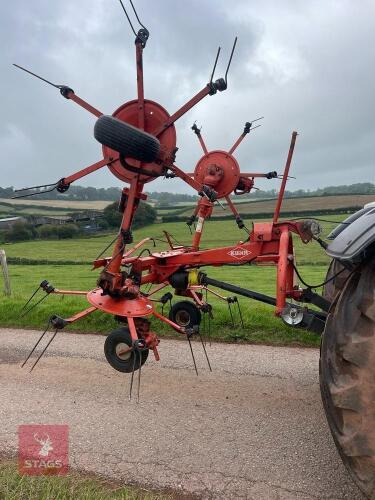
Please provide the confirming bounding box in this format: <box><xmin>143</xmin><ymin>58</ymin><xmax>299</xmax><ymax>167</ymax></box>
<box><xmin>0</xmin><ymin>262</ymin><xmax>326</xmax><ymax>347</ymax></box>
<box><xmin>2</xmin><ymin>214</ymin><xmax>344</xmax><ymax>265</ymax></box>
<box><xmin>0</xmin><ymin>214</ymin><xmax>345</xmax><ymax>347</ymax></box>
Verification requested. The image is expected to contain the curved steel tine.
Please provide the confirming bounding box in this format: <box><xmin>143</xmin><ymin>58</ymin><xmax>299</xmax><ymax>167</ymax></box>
<box><xmin>224</xmin><ymin>36</ymin><xmax>238</xmax><ymax>86</ymax></box>
<box><xmin>21</xmin><ymin>293</ymin><xmax>49</xmax><ymax>318</ymax></box>
<box><xmin>198</xmin><ymin>331</ymin><xmax>212</xmax><ymax>372</ymax></box>
<box><xmin>228</xmin><ymin>301</ymin><xmax>235</xmax><ymax>327</ymax></box>
<box><xmin>21</xmin><ymin>319</ymin><xmax>51</xmax><ymax>368</ymax></box>
<box><xmin>118</xmin><ymin>0</ymin><xmax>137</xmax><ymax>36</ymax></box>
<box><xmin>209</xmin><ymin>46</ymin><xmax>221</xmax><ymax>84</ymax></box>
<box><xmin>13</xmin><ymin>64</ymin><xmax>60</xmax><ymax>88</ymax></box>
<box><xmin>21</xmin><ymin>285</ymin><xmax>40</xmax><ymax>312</ymax></box>
<box><xmin>137</xmin><ymin>351</ymin><xmax>142</xmax><ymax>403</ymax></box>
<box><xmin>129</xmin><ymin>349</ymin><xmax>137</xmax><ymax>401</ymax></box>
<box><xmin>236</xmin><ymin>299</ymin><xmax>244</xmax><ymax>329</ymax></box>
<box><xmin>187</xmin><ymin>335</ymin><xmax>198</xmax><ymax>376</ymax></box>
<box><xmin>29</xmin><ymin>329</ymin><xmax>58</xmax><ymax>372</ymax></box>
<box><xmin>12</xmin><ymin>185</ymin><xmax>59</xmax><ymax>199</ymax></box>
<box><xmin>129</xmin><ymin>0</ymin><xmax>147</xmax><ymax>30</ymax></box>
<box><xmin>14</xmin><ymin>182</ymin><xmax>58</xmax><ymax>193</ymax></box>
<box><xmin>96</xmin><ymin>232</ymin><xmax>120</xmax><ymax>260</ymax></box>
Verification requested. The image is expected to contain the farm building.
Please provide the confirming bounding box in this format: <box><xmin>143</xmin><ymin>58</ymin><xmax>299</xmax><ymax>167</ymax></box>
<box><xmin>0</xmin><ymin>216</ymin><xmax>26</xmax><ymax>229</ymax></box>
<box><xmin>31</xmin><ymin>212</ymin><xmax>103</xmax><ymax>227</ymax></box>
<box><xmin>32</xmin><ymin>215</ymin><xmax>73</xmax><ymax>226</ymax></box>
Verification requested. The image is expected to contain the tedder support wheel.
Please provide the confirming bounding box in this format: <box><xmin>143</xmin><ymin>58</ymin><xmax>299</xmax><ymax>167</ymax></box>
<box><xmin>169</xmin><ymin>301</ymin><xmax>202</xmax><ymax>329</ymax></box>
<box><xmin>320</xmin><ymin>259</ymin><xmax>375</xmax><ymax>499</ymax></box>
<box><xmin>94</xmin><ymin>115</ymin><xmax>160</xmax><ymax>163</ymax></box>
<box><xmin>104</xmin><ymin>327</ymin><xmax>149</xmax><ymax>373</ymax></box>
<box><xmin>323</xmin><ymin>258</ymin><xmax>351</xmax><ymax>303</ymax></box>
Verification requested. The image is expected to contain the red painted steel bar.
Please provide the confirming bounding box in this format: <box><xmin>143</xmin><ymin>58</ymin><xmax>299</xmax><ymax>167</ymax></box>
<box><xmin>152</xmin><ymin>85</ymin><xmax>211</xmax><ymax>137</ymax></box>
<box><xmin>67</xmin><ymin>91</ymin><xmax>103</xmax><ymax>118</ymax></box>
<box><xmin>52</xmin><ymin>290</ymin><xmax>88</xmax><ymax>296</ymax></box>
<box><xmin>123</xmin><ymin>238</ymin><xmax>153</xmax><ymax>258</ymax></box>
<box><xmin>225</xmin><ymin>195</ymin><xmax>241</xmax><ymax>219</ymax></box>
<box><xmin>63</xmin><ymin>157</ymin><xmax>117</xmax><ymax>185</ymax></box>
<box><xmin>136</xmin><ymin>43</ymin><xmax>145</xmax><ymax>130</ymax></box>
<box><xmin>228</xmin><ymin>131</ymin><xmax>247</xmax><ymax>155</ymax></box>
<box><xmin>240</xmin><ymin>172</ymin><xmax>274</xmax><ymax>178</ymax></box>
<box><xmin>106</xmin><ymin>178</ymin><xmax>141</xmax><ymax>274</ymax></box>
<box><xmin>273</xmin><ymin>131</ymin><xmax>298</xmax><ymax>223</ymax></box>
<box><xmin>152</xmin><ymin>310</ymin><xmax>186</xmax><ymax>335</ymax></box>
<box><xmin>146</xmin><ymin>282</ymin><xmax>168</xmax><ymax>298</ymax></box>
<box><xmin>275</xmin><ymin>229</ymin><xmax>290</xmax><ymax>314</ymax></box>
<box><xmin>170</xmin><ymin>164</ymin><xmax>206</xmax><ymax>193</ymax></box>
<box><xmin>127</xmin><ymin>317</ymin><xmax>139</xmax><ymax>342</ymax></box>
<box><xmin>65</xmin><ymin>306</ymin><xmax>97</xmax><ymax>323</ymax></box>
<box><xmin>197</xmin><ymin>133</ymin><xmax>208</xmax><ymax>154</ymax></box>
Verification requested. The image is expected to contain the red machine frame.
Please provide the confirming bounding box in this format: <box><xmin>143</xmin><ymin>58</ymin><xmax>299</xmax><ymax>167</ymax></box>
<box><xmin>15</xmin><ymin>6</ymin><xmax>326</xmax><ymax>371</ymax></box>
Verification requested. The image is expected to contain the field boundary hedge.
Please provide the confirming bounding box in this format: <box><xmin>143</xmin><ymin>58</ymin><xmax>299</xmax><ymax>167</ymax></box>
<box><xmin>161</xmin><ymin>207</ymin><xmax>358</xmax><ymax>223</ymax></box>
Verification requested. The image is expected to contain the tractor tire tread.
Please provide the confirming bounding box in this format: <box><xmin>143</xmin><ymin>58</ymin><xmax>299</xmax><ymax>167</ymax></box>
<box><xmin>94</xmin><ymin>115</ymin><xmax>160</xmax><ymax>163</ymax></box>
<box><xmin>320</xmin><ymin>259</ymin><xmax>375</xmax><ymax>499</ymax></box>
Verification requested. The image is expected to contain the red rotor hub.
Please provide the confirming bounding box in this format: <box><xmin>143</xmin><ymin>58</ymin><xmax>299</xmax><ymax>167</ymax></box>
<box><xmin>194</xmin><ymin>150</ymin><xmax>240</xmax><ymax>198</ymax></box>
<box><xmin>87</xmin><ymin>288</ymin><xmax>154</xmax><ymax>317</ymax></box>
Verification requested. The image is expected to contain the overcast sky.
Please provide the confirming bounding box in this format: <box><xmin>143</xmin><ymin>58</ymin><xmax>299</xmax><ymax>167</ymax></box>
<box><xmin>2</xmin><ymin>0</ymin><xmax>374</xmax><ymax>194</ymax></box>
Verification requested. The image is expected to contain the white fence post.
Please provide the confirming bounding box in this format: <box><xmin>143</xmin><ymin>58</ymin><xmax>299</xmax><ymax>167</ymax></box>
<box><xmin>0</xmin><ymin>249</ymin><xmax>11</xmax><ymax>296</ymax></box>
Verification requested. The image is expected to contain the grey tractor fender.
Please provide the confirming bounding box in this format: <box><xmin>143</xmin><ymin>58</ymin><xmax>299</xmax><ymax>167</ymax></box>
<box><xmin>326</xmin><ymin>206</ymin><xmax>375</xmax><ymax>261</ymax></box>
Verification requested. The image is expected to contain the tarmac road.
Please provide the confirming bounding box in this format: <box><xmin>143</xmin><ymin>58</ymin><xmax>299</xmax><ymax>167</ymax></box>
<box><xmin>0</xmin><ymin>328</ymin><xmax>366</xmax><ymax>499</ymax></box>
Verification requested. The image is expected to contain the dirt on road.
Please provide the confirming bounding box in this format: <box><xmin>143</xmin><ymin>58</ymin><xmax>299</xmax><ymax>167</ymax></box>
<box><xmin>0</xmin><ymin>328</ymin><xmax>366</xmax><ymax>499</ymax></box>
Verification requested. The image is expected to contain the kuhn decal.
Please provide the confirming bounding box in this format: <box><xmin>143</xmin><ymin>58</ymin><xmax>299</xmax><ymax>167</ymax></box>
<box><xmin>228</xmin><ymin>247</ymin><xmax>252</xmax><ymax>259</ymax></box>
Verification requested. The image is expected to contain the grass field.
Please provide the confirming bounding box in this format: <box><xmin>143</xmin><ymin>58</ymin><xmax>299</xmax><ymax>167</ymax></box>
<box><xmin>175</xmin><ymin>193</ymin><xmax>374</xmax><ymax>218</ymax></box>
<box><xmin>1</xmin><ymin>212</ymin><xmax>343</xmax><ymax>347</ymax></box>
<box><xmin>0</xmin><ymin>263</ymin><xmax>324</xmax><ymax>346</ymax></box>
<box><xmin>0</xmin><ymin>460</ymin><xmax>169</xmax><ymax>499</ymax></box>
<box><xmin>1</xmin><ymin>192</ymin><xmax>372</xmax><ymax>220</ymax></box>
<box><xmin>0</xmin><ymin>198</ymin><xmax>112</xmax><ymax>211</ymax></box>
<box><xmin>0</xmin><ymin>210</ymin><xmax>352</xmax><ymax>348</ymax></box>
<box><xmin>3</xmin><ymin>215</ymin><xmax>343</xmax><ymax>265</ymax></box>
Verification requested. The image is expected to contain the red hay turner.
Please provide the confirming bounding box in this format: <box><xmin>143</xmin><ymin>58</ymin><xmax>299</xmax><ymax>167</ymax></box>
<box><xmin>13</xmin><ymin>3</ymin><xmax>375</xmax><ymax>497</ymax></box>
<box><xmin>15</xmin><ymin>1</ymin><xmax>327</xmax><ymax>388</ymax></box>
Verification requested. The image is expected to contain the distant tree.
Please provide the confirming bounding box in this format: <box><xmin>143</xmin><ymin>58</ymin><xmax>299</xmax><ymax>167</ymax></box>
<box><xmin>103</xmin><ymin>201</ymin><xmax>157</xmax><ymax>229</ymax></box>
<box><xmin>37</xmin><ymin>223</ymin><xmax>79</xmax><ymax>239</ymax></box>
<box><xmin>38</xmin><ymin>224</ymin><xmax>57</xmax><ymax>239</ymax></box>
<box><xmin>56</xmin><ymin>224</ymin><xmax>79</xmax><ymax>239</ymax></box>
<box><xmin>4</xmin><ymin>222</ymin><xmax>33</xmax><ymax>242</ymax></box>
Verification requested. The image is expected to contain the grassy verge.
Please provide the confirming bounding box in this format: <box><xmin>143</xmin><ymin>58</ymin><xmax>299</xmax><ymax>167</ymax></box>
<box><xmin>0</xmin><ymin>460</ymin><xmax>171</xmax><ymax>499</ymax></box>
<box><xmin>0</xmin><ymin>264</ymin><xmax>325</xmax><ymax>347</ymax></box>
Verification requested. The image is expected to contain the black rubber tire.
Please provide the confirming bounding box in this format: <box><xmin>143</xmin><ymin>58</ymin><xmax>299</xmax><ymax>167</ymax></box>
<box><xmin>323</xmin><ymin>258</ymin><xmax>351</xmax><ymax>303</ymax></box>
<box><xmin>94</xmin><ymin>115</ymin><xmax>160</xmax><ymax>163</ymax></box>
<box><xmin>169</xmin><ymin>301</ymin><xmax>202</xmax><ymax>328</ymax></box>
<box><xmin>104</xmin><ymin>327</ymin><xmax>149</xmax><ymax>373</ymax></box>
<box><xmin>320</xmin><ymin>259</ymin><xmax>375</xmax><ymax>498</ymax></box>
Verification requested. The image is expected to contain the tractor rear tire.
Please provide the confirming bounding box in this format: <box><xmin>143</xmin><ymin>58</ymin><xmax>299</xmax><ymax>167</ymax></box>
<box><xmin>323</xmin><ymin>258</ymin><xmax>351</xmax><ymax>303</ymax></box>
<box><xmin>320</xmin><ymin>259</ymin><xmax>375</xmax><ymax>498</ymax></box>
<box><xmin>104</xmin><ymin>327</ymin><xmax>149</xmax><ymax>373</ymax></box>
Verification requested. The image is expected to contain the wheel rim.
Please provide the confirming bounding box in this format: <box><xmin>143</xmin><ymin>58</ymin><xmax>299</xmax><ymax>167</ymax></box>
<box><xmin>175</xmin><ymin>310</ymin><xmax>191</xmax><ymax>327</ymax></box>
<box><xmin>115</xmin><ymin>342</ymin><xmax>132</xmax><ymax>361</ymax></box>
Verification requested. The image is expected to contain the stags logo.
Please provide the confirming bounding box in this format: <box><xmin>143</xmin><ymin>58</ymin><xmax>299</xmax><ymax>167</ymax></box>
<box><xmin>34</xmin><ymin>433</ymin><xmax>53</xmax><ymax>457</ymax></box>
<box><xmin>18</xmin><ymin>425</ymin><xmax>69</xmax><ymax>475</ymax></box>
<box><xmin>228</xmin><ymin>247</ymin><xmax>252</xmax><ymax>260</ymax></box>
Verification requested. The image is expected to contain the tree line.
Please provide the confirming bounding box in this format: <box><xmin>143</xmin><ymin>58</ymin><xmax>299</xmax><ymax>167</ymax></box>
<box><xmin>0</xmin><ymin>201</ymin><xmax>157</xmax><ymax>243</ymax></box>
<box><xmin>0</xmin><ymin>182</ymin><xmax>373</xmax><ymax>206</ymax></box>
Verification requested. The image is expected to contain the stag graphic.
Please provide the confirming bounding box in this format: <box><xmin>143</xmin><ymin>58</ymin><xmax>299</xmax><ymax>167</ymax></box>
<box><xmin>33</xmin><ymin>433</ymin><xmax>53</xmax><ymax>457</ymax></box>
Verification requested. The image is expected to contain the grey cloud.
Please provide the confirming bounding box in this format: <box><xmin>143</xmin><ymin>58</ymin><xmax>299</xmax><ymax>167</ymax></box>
<box><xmin>1</xmin><ymin>0</ymin><xmax>374</xmax><ymax>194</ymax></box>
